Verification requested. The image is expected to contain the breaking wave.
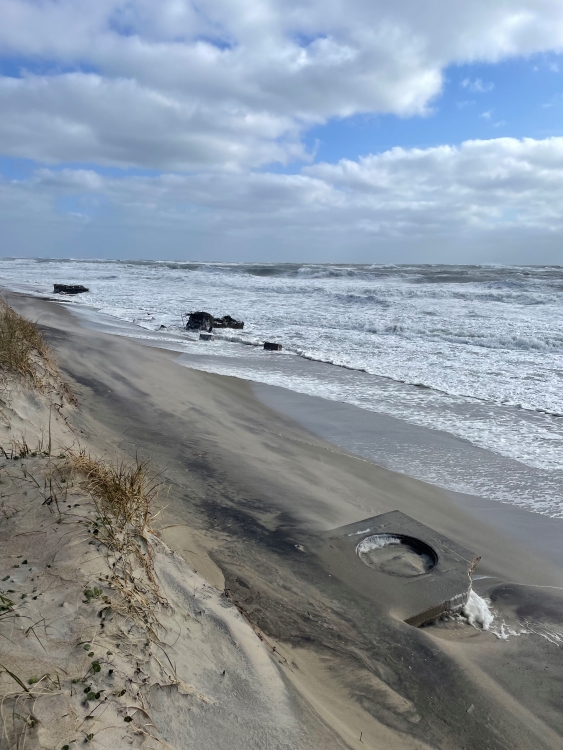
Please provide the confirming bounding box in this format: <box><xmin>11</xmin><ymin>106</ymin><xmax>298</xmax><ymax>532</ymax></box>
<box><xmin>1</xmin><ymin>257</ymin><xmax>562</xmax><ymax>497</ymax></box>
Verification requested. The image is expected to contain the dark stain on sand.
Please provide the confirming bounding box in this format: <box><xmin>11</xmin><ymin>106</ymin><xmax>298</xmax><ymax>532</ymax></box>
<box><xmin>27</xmin><ymin>301</ymin><xmax>563</xmax><ymax>750</ymax></box>
<box><xmin>199</xmin><ymin>492</ymin><xmax>507</xmax><ymax>748</ymax></box>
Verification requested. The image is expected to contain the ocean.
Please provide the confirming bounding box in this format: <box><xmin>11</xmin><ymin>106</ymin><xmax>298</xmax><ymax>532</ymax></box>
<box><xmin>1</xmin><ymin>258</ymin><xmax>562</xmax><ymax>517</ymax></box>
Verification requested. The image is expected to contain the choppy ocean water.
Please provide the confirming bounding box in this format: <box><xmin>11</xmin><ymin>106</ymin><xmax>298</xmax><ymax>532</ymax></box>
<box><xmin>1</xmin><ymin>258</ymin><xmax>562</xmax><ymax>516</ymax></box>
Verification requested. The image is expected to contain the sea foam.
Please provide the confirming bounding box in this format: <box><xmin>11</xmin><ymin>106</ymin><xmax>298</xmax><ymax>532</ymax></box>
<box><xmin>461</xmin><ymin>590</ymin><xmax>495</xmax><ymax>631</ymax></box>
<box><xmin>1</xmin><ymin>258</ymin><xmax>562</xmax><ymax>517</ymax></box>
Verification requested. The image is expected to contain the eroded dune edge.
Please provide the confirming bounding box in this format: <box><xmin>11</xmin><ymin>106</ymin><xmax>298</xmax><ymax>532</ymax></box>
<box><xmin>1</xmin><ymin>293</ymin><xmax>562</xmax><ymax>750</ymax></box>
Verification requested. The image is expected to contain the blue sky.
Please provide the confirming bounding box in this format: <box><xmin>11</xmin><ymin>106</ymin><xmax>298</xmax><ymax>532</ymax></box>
<box><xmin>304</xmin><ymin>55</ymin><xmax>563</xmax><ymax>164</ymax></box>
<box><xmin>0</xmin><ymin>0</ymin><xmax>562</xmax><ymax>262</ymax></box>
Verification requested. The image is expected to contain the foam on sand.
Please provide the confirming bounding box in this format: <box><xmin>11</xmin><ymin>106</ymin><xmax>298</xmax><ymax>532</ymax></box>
<box><xmin>461</xmin><ymin>589</ymin><xmax>495</xmax><ymax>631</ymax></box>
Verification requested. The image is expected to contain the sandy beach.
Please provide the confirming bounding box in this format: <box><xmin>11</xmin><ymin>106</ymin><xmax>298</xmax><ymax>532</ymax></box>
<box><xmin>3</xmin><ymin>291</ymin><xmax>563</xmax><ymax>750</ymax></box>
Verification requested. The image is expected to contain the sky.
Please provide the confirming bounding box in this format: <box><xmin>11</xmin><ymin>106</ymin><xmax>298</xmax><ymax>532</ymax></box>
<box><xmin>0</xmin><ymin>0</ymin><xmax>562</xmax><ymax>264</ymax></box>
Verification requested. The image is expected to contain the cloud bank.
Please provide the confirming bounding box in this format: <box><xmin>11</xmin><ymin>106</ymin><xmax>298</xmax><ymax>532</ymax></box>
<box><xmin>2</xmin><ymin>136</ymin><xmax>562</xmax><ymax>261</ymax></box>
<box><xmin>1</xmin><ymin>0</ymin><xmax>563</xmax><ymax>169</ymax></box>
<box><xmin>0</xmin><ymin>0</ymin><xmax>562</xmax><ymax>260</ymax></box>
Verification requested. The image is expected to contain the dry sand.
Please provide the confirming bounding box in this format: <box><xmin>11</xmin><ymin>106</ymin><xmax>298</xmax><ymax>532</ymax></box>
<box><xmin>2</xmin><ymin>291</ymin><xmax>563</xmax><ymax>750</ymax></box>
<box><xmin>0</xmin><ymin>450</ymin><xmax>340</xmax><ymax>749</ymax></box>
<box><xmin>0</xmin><ymin>297</ymin><xmax>346</xmax><ymax>750</ymax></box>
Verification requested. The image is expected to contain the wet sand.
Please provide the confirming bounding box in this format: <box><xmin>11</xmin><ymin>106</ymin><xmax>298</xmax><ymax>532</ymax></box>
<box><xmin>251</xmin><ymin>383</ymin><xmax>563</xmax><ymax>576</ymax></box>
<box><xmin>7</xmin><ymin>291</ymin><xmax>563</xmax><ymax>750</ymax></box>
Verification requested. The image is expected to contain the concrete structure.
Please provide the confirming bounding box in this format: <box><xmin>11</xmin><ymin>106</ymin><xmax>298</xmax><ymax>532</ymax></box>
<box><xmin>264</xmin><ymin>342</ymin><xmax>282</xmax><ymax>351</ymax></box>
<box><xmin>318</xmin><ymin>511</ymin><xmax>480</xmax><ymax>626</ymax></box>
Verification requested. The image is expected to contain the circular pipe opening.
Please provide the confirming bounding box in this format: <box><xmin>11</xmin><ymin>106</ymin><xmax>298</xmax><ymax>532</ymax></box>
<box><xmin>356</xmin><ymin>534</ymin><xmax>438</xmax><ymax>577</ymax></box>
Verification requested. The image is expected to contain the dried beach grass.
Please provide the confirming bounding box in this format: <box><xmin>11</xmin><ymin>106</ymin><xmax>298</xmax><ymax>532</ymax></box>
<box><xmin>0</xmin><ymin>299</ymin><xmax>75</xmax><ymax>409</ymax></box>
<box><xmin>69</xmin><ymin>452</ymin><xmax>166</xmax><ymax>637</ymax></box>
<box><xmin>0</xmin><ymin>299</ymin><xmax>50</xmax><ymax>380</ymax></box>
<box><xmin>71</xmin><ymin>453</ymin><xmax>155</xmax><ymax>534</ymax></box>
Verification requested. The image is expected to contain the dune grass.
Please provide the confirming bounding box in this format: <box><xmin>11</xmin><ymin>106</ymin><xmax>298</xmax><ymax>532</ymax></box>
<box><xmin>0</xmin><ymin>299</ymin><xmax>50</xmax><ymax>380</ymax></box>
<box><xmin>69</xmin><ymin>452</ymin><xmax>165</xmax><ymax>636</ymax></box>
<box><xmin>0</xmin><ymin>298</ymin><xmax>76</xmax><ymax>408</ymax></box>
<box><xmin>70</xmin><ymin>453</ymin><xmax>158</xmax><ymax>535</ymax></box>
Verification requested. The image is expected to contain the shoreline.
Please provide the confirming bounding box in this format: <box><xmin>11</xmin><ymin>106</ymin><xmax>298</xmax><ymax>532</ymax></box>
<box><xmin>5</xmin><ymin>290</ymin><xmax>563</xmax><ymax>750</ymax></box>
<box><xmin>38</xmin><ymin>291</ymin><xmax>563</xmax><ymax>579</ymax></box>
<box><xmin>15</xmin><ymin>288</ymin><xmax>563</xmax><ymax>519</ymax></box>
<box><xmin>0</xmin><ymin>308</ymin><xmax>341</xmax><ymax>750</ymax></box>
<box><xmin>250</xmin><ymin>381</ymin><xmax>563</xmax><ymax>576</ymax></box>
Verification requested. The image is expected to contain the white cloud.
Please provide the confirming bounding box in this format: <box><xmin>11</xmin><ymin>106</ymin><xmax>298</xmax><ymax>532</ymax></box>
<box><xmin>0</xmin><ymin>0</ymin><xmax>562</xmax><ymax>169</ymax></box>
<box><xmin>480</xmin><ymin>110</ymin><xmax>493</xmax><ymax>119</ymax></box>
<box><xmin>0</xmin><ymin>73</ymin><xmax>306</xmax><ymax>170</ymax></box>
<box><xmin>1</xmin><ymin>137</ymin><xmax>562</xmax><ymax>262</ymax></box>
<box><xmin>462</xmin><ymin>77</ymin><xmax>495</xmax><ymax>93</ymax></box>
<box><xmin>542</xmin><ymin>92</ymin><xmax>563</xmax><ymax>107</ymax></box>
<box><xmin>0</xmin><ymin>1</ymin><xmax>562</xmax><ymax>262</ymax></box>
